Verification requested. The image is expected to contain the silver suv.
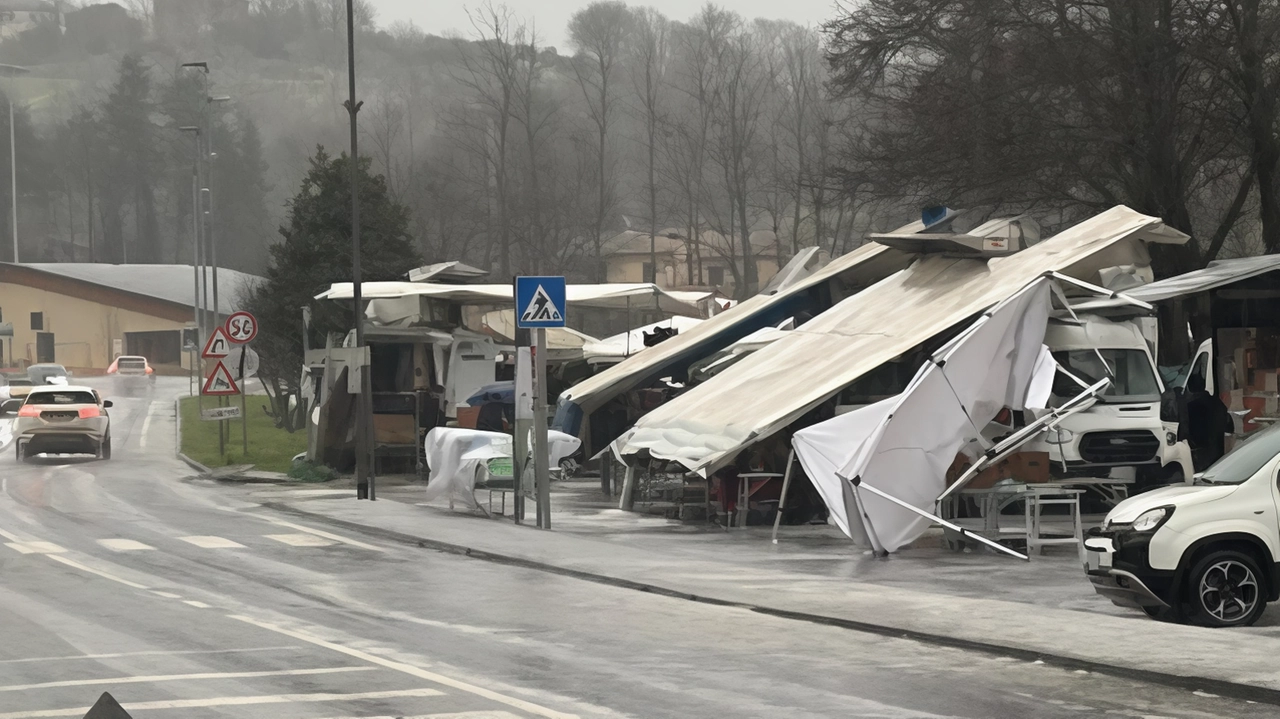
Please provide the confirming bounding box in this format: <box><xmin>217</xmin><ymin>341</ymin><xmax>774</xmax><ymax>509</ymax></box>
<box><xmin>6</xmin><ymin>386</ymin><xmax>113</xmax><ymax>461</ymax></box>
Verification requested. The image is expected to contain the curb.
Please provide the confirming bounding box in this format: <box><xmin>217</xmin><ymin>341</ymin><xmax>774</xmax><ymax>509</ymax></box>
<box><xmin>263</xmin><ymin>500</ymin><xmax>1280</xmax><ymax>707</ymax></box>
<box><xmin>174</xmin><ymin>395</ymin><xmax>210</xmax><ymax>475</ymax></box>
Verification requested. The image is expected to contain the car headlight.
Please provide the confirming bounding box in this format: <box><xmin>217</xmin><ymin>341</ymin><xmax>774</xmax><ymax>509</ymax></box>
<box><xmin>1046</xmin><ymin>428</ymin><xmax>1075</xmax><ymax>445</ymax></box>
<box><xmin>1132</xmin><ymin>506</ymin><xmax>1174</xmax><ymax>533</ymax></box>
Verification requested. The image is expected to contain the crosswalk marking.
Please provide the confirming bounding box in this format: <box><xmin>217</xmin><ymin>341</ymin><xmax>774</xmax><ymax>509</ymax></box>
<box><xmin>178</xmin><ymin>535</ymin><xmax>244</xmax><ymax>549</ymax></box>
<box><xmin>265</xmin><ymin>533</ymin><xmax>337</xmax><ymax>547</ymax></box>
<box><xmin>0</xmin><ymin>688</ymin><xmax>443</xmax><ymax>719</ymax></box>
<box><xmin>5</xmin><ymin>541</ymin><xmax>66</xmax><ymax>555</ymax></box>
<box><xmin>183</xmin><ymin>600</ymin><xmax>211</xmax><ymax>609</ymax></box>
<box><xmin>97</xmin><ymin>538</ymin><xmax>154</xmax><ymax>552</ymax></box>
<box><xmin>151</xmin><ymin>591</ymin><xmax>182</xmax><ymax>599</ymax></box>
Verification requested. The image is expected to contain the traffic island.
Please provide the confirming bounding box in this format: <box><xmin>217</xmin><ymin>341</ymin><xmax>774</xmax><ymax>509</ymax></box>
<box><xmin>176</xmin><ymin>395</ymin><xmax>306</xmax><ymax>473</ymax></box>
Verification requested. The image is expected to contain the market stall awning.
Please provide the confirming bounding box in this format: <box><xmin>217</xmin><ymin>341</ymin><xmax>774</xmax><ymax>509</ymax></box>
<box><xmin>583</xmin><ymin>316</ymin><xmax>706</xmax><ymax>363</ymax></box>
<box><xmin>1117</xmin><ymin>255</ymin><xmax>1280</xmax><ymax>303</ymax></box>
<box><xmin>317</xmin><ymin>281</ymin><xmax>703</xmax><ymax>317</ymax></box>
<box><xmin>556</xmin><ymin>239</ymin><xmax>917</xmax><ymax>420</ymax></box>
<box><xmin>615</xmin><ymin>206</ymin><xmax>1189</xmax><ymax>476</ymax></box>
<box><xmin>793</xmin><ymin>278</ymin><xmax>1054</xmax><ymax>552</ymax></box>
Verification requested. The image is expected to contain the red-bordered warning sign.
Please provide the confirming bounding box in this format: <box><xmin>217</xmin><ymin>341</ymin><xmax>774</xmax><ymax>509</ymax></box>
<box><xmin>201</xmin><ymin>327</ymin><xmax>233</xmax><ymax>359</ymax></box>
<box><xmin>201</xmin><ymin>361</ymin><xmax>240</xmax><ymax>396</ymax></box>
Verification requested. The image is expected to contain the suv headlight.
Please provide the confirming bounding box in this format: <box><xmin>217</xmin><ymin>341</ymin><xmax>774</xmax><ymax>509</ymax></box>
<box><xmin>1045</xmin><ymin>428</ymin><xmax>1075</xmax><ymax>445</ymax></box>
<box><xmin>1132</xmin><ymin>506</ymin><xmax>1174</xmax><ymax>533</ymax></box>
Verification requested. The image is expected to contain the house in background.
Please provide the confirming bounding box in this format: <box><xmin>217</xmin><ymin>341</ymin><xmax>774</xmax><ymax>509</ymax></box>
<box><xmin>602</xmin><ymin>227</ymin><xmax>782</xmax><ymax>298</ymax></box>
<box><xmin>0</xmin><ymin>0</ymin><xmax>63</xmax><ymax>41</ymax></box>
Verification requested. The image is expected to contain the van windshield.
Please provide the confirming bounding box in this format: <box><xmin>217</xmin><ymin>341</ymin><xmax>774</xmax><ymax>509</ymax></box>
<box><xmin>1052</xmin><ymin>349</ymin><xmax>1161</xmax><ymax>400</ymax></box>
<box><xmin>1200</xmin><ymin>424</ymin><xmax>1280</xmax><ymax>485</ymax></box>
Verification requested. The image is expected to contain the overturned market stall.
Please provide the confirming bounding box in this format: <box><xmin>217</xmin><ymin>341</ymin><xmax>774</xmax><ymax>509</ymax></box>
<box><xmin>613</xmin><ymin>206</ymin><xmax>1189</xmax><ymax>480</ymax></box>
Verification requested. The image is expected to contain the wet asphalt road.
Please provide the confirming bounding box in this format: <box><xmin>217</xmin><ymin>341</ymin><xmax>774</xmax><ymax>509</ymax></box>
<box><xmin>0</xmin><ymin>377</ymin><xmax>1271</xmax><ymax>719</ymax></box>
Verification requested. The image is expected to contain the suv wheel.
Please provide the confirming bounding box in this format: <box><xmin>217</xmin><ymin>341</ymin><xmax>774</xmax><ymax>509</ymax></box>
<box><xmin>1187</xmin><ymin>550</ymin><xmax>1267</xmax><ymax>627</ymax></box>
<box><xmin>101</xmin><ymin>436</ymin><xmax>112</xmax><ymax>460</ymax></box>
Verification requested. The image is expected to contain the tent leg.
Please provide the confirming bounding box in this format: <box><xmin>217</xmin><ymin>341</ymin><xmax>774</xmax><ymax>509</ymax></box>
<box><xmin>849</xmin><ymin>483</ymin><xmax>889</xmax><ymax>558</ymax></box>
<box><xmin>858</xmin><ymin>481</ymin><xmax>1029</xmax><ymax>561</ymax></box>
<box><xmin>771</xmin><ymin>450</ymin><xmax>796</xmax><ymax>545</ymax></box>
<box><xmin>619</xmin><ymin>465</ymin><xmax>636</xmax><ymax>511</ymax></box>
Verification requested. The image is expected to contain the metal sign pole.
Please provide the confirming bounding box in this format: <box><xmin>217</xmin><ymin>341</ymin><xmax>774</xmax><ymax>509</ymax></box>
<box><xmin>239</xmin><ymin>347</ymin><xmax>248</xmax><ymax>455</ymax></box>
<box><xmin>533</xmin><ymin>327</ymin><xmax>551</xmax><ymax>529</ymax></box>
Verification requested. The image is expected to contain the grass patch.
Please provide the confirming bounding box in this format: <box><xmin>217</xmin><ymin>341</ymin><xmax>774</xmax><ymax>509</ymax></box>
<box><xmin>178</xmin><ymin>395</ymin><xmax>308</xmax><ymax>474</ymax></box>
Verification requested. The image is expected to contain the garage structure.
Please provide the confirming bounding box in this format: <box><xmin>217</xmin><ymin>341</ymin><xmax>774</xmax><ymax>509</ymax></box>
<box><xmin>0</xmin><ymin>263</ymin><xmax>261</xmax><ymax>374</ymax></box>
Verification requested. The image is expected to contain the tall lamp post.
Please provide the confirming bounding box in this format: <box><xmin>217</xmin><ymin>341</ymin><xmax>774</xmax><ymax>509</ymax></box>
<box><xmin>344</xmin><ymin>0</ymin><xmax>372</xmax><ymax>500</ymax></box>
<box><xmin>0</xmin><ymin>64</ymin><xmax>29</xmax><ymax>264</ymax></box>
<box><xmin>179</xmin><ymin>125</ymin><xmax>203</xmax><ymax>401</ymax></box>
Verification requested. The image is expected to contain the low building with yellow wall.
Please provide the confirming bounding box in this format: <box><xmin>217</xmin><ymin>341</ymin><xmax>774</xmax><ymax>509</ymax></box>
<box><xmin>0</xmin><ymin>263</ymin><xmax>261</xmax><ymax>374</ymax></box>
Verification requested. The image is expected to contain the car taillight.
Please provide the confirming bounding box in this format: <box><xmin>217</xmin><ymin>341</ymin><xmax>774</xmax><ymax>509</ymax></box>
<box><xmin>17</xmin><ymin>405</ymin><xmax>39</xmax><ymax>418</ymax></box>
<box><xmin>145</xmin><ymin>367</ymin><xmax>154</xmax><ymax>375</ymax></box>
<box><xmin>78</xmin><ymin>407</ymin><xmax>101</xmax><ymax>419</ymax></box>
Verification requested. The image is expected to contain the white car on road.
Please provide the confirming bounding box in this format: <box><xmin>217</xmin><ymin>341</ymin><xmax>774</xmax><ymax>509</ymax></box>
<box><xmin>4</xmin><ymin>386</ymin><xmax>114</xmax><ymax>461</ymax></box>
<box><xmin>1084</xmin><ymin>423</ymin><xmax>1280</xmax><ymax>627</ymax></box>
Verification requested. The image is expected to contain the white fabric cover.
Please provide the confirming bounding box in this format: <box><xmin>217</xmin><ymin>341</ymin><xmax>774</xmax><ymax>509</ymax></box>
<box><xmin>422</xmin><ymin>427</ymin><xmax>582</xmax><ymax>511</ymax></box>
<box><xmin>792</xmin><ymin>278</ymin><xmax>1053</xmax><ymax>552</ymax></box>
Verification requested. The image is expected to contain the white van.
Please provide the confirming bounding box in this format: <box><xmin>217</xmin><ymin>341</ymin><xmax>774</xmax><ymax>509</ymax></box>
<box><xmin>1022</xmin><ymin>314</ymin><xmax>1194</xmax><ymax>485</ymax></box>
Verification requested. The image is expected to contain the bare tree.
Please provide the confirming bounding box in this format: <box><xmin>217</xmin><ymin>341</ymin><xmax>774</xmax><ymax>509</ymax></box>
<box><xmin>450</xmin><ymin>2</ymin><xmax>523</xmax><ymax>275</ymax></box>
<box><xmin>569</xmin><ymin>0</ymin><xmax>632</xmax><ymax>281</ymax></box>
<box><xmin>628</xmin><ymin>7</ymin><xmax>669</xmax><ymax>284</ymax></box>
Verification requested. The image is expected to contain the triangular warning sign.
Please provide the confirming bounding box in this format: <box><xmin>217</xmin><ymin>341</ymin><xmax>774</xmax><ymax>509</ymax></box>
<box><xmin>520</xmin><ymin>284</ymin><xmax>563</xmax><ymax>323</ymax></box>
<box><xmin>201</xmin><ymin>361</ymin><xmax>240</xmax><ymax>396</ymax></box>
<box><xmin>83</xmin><ymin>692</ymin><xmax>133</xmax><ymax>719</ymax></box>
<box><xmin>201</xmin><ymin>328</ymin><xmax>232</xmax><ymax>359</ymax></box>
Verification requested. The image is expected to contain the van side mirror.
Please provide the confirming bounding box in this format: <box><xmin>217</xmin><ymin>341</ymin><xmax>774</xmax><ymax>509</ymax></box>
<box><xmin>102</xmin><ymin>400</ymin><xmax>113</xmax><ymax>409</ymax></box>
<box><xmin>0</xmin><ymin>398</ymin><xmax>22</xmax><ymax>416</ymax></box>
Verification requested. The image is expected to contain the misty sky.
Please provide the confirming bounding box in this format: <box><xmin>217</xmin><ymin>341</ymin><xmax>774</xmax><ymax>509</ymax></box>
<box><xmin>369</xmin><ymin>0</ymin><xmax>841</xmax><ymax>49</ymax></box>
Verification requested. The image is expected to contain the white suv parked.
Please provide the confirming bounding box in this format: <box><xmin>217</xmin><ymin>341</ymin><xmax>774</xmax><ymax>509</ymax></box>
<box><xmin>1084</xmin><ymin>423</ymin><xmax>1280</xmax><ymax>627</ymax></box>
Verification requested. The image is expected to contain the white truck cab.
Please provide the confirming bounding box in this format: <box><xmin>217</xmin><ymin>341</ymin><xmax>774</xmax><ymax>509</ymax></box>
<box><xmin>1084</xmin><ymin>423</ymin><xmax>1280</xmax><ymax>627</ymax></box>
<box><xmin>1023</xmin><ymin>315</ymin><xmax>1194</xmax><ymax>485</ymax></box>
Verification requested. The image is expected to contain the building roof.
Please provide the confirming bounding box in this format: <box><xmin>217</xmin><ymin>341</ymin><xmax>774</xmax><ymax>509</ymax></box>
<box><xmin>8</xmin><ymin>263</ymin><xmax>261</xmax><ymax>315</ymax></box>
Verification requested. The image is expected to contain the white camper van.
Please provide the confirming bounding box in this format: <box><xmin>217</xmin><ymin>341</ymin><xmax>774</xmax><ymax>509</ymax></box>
<box><xmin>1023</xmin><ymin>314</ymin><xmax>1194</xmax><ymax>485</ymax></box>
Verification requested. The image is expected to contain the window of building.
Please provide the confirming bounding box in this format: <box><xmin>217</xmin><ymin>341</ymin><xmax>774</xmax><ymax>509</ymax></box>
<box><xmin>30</xmin><ymin>312</ymin><xmax>43</xmax><ymax>331</ymax></box>
<box><xmin>707</xmin><ymin>266</ymin><xmax>725</xmax><ymax>286</ymax></box>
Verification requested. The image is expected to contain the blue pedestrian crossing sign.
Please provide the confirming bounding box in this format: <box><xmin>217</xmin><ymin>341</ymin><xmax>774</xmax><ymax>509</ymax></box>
<box><xmin>516</xmin><ymin>276</ymin><xmax>567</xmax><ymax>328</ymax></box>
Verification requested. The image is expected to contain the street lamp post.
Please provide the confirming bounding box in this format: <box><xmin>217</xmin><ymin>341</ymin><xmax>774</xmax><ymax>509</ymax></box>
<box><xmin>179</xmin><ymin>125</ymin><xmax>203</xmax><ymax>402</ymax></box>
<box><xmin>344</xmin><ymin>0</ymin><xmax>372</xmax><ymax>500</ymax></box>
<box><xmin>0</xmin><ymin>64</ymin><xmax>30</xmax><ymax>264</ymax></box>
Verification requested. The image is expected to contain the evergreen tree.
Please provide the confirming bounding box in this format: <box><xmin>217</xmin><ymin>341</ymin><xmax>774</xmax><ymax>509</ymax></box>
<box><xmin>246</xmin><ymin>146</ymin><xmax>420</xmax><ymax>431</ymax></box>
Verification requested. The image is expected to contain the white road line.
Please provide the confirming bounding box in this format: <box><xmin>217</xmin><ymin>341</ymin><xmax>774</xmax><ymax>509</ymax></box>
<box><xmin>97</xmin><ymin>538</ymin><xmax>154</xmax><ymax>552</ymax></box>
<box><xmin>183</xmin><ymin>600</ymin><xmax>211</xmax><ymax>609</ymax></box>
<box><xmin>229</xmin><ymin>615</ymin><xmax>579</xmax><ymax>719</ymax></box>
<box><xmin>138</xmin><ymin>401</ymin><xmax>166</xmax><ymax>449</ymax></box>
<box><xmin>0</xmin><ymin>526</ymin><xmax>23</xmax><ymax>542</ymax></box>
<box><xmin>264</xmin><ymin>533</ymin><xmax>337</xmax><ymax>547</ymax></box>
<box><xmin>4</xmin><ymin>541</ymin><xmax>66</xmax><ymax>555</ymax></box>
<box><xmin>0</xmin><ymin>666</ymin><xmax>377</xmax><ymax>692</ymax></box>
<box><xmin>178</xmin><ymin>535</ymin><xmax>245</xmax><ymax>549</ymax></box>
<box><xmin>317</xmin><ymin>713</ymin><xmax>523</xmax><ymax>719</ymax></box>
<box><xmin>261</xmin><ymin>518</ymin><xmax>385</xmax><ymax>552</ymax></box>
<box><xmin>45</xmin><ymin>555</ymin><xmax>148</xmax><ymax>590</ymax></box>
<box><xmin>0</xmin><ymin>688</ymin><xmax>444</xmax><ymax>718</ymax></box>
<box><xmin>0</xmin><ymin>646</ymin><xmax>301</xmax><ymax>664</ymax></box>
<box><xmin>150</xmin><ymin>591</ymin><xmax>182</xmax><ymax>599</ymax></box>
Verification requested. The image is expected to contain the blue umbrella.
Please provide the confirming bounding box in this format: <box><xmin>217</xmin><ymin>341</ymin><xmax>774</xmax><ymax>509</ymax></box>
<box><xmin>467</xmin><ymin>381</ymin><xmax>515</xmax><ymax>406</ymax></box>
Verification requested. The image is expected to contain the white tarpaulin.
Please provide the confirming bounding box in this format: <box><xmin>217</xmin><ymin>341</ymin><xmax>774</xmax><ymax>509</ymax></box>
<box><xmin>584</xmin><ymin>316</ymin><xmax>706</xmax><ymax>363</ymax></box>
<box><xmin>318</xmin><ymin>281</ymin><xmax>702</xmax><ymax>317</ymax></box>
<box><xmin>422</xmin><ymin>427</ymin><xmax>582</xmax><ymax>511</ymax></box>
<box><xmin>792</xmin><ymin>278</ymin><xmax>1054</xmax><ymax>552</ymax></box>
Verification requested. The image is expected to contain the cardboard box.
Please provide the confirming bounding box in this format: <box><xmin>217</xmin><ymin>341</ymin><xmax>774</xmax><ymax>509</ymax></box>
<box><xmin>456</xmin><ymin>405</ymin><xmax>480</xmax><ymax>429</ymax></box>
<box><xmin>372</xmin><ymin>414</ymin><xmax>416</xmax><ymax>445</ymax></box>
<box><xmin>1005</xmin><ymin>451</ymin><xmax>1051</xmax><ymax>484</ymax></box>
<box><xmin>947</xmin><ymin>453</ymin><xmax>1010</xmax><ymax>490</ymax></box>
